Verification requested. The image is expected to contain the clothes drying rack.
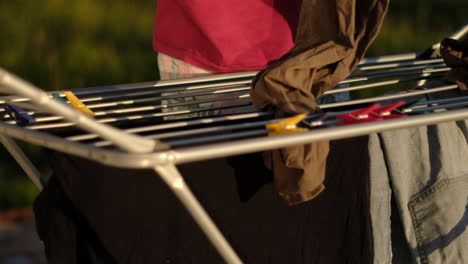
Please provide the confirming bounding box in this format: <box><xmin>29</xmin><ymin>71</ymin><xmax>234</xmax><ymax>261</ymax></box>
<box><xmin>0</xmin><ymin>24</ymin><xmax>467</xmax><ymax>264</ymax></box>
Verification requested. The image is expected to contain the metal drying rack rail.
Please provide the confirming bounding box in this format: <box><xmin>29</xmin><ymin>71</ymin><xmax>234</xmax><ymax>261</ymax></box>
<box><xmin>0</xmin><ymin>24</ymin><xmax>467</xmax><ymax>264</ymax></box>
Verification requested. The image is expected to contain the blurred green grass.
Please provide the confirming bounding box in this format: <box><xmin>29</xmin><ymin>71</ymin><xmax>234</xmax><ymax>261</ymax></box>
<box><xmin>368</xmin><ymin>0</ymin><xmax>467</xmax><ymax>56</ymax></box>
<box><xmin>0</xmin><ymin>0</ymin><xmax>157</xmax><ymax>91</ymax></box>
<box><xmin>0</xmin><ymin>0</ymin><xmax>157</xmax><ymax>210</ymax></box>
<box><xmin>0</xmin><ymin>0</ymin><xmax>466</xmax><ymax>210</ymax></box>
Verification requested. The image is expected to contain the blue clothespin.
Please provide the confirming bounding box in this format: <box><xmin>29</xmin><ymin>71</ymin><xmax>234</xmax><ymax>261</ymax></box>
<box><xmin>301</xmin><ymin>112</ymin><xmax>343</xmax><ymax>128</ymax></box>
<box><xmin>3</xmin><ymin>104</ymin><xmax>36</xmax><ymax>126</ymax></box>
<box><xmin>395</xmin><ymin>98</ymin><xmax>428</xmax><ymax>114</ymax></box>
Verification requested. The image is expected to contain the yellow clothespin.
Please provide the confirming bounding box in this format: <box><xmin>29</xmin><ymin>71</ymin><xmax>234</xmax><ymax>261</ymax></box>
<box><xmin>266</xmin><ymin>113</ymin><xmax>308</xmax><ymax>136</ymax></box>
<box><xmin>64</xmin><ymin>91</ymin><xmax>95</xmax><ymax>117</ymax></box>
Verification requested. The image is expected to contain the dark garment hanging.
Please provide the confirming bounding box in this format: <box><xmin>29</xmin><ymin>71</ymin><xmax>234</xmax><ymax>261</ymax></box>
<box><xmin>441</xmin><ymin>37</ymin><xmax>468</xmax><ymax>90</ymax></box>
<box><xmin>34</xmin><ymin>136</ymin><xmax>372</xmax><ymax>264</ymax></box>
<box><xmin>33</xmin><ymin>177</ymin><xmax>117</xmax><ymax>264</ymax></box>
<box><xmin>250</xmin><ymin>0</ymin><xmax>389</xmax><ymax>205</ymax></box>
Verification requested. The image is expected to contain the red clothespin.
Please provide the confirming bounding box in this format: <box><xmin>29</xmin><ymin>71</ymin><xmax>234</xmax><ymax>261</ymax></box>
<box><xmin>337</xmin><ymin>104</ymin><xmax>383</xmax><ymax>125</ymax></box>
<box><xmin>371</xmin><ymin>101</ymin><xmax>408</xmax><ymax>119</ymax></box>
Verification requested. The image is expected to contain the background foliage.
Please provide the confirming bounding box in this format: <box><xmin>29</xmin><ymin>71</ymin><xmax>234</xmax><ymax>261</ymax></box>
<box><xmin>0</xmin><ymin>0</ymin><xmax>466</xmax><ymax>210</ymax></box>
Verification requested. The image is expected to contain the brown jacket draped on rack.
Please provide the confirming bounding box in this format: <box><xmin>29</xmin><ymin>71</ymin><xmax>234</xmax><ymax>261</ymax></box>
<box><xmin>250</xmin><ymin>0</ymin><xmax>389</xmax><ymax>205</ymax></box>
<box><xmin>441</xmin><ymin>37</ymin><xmax>468</xmax><ymax>91</ymax></box>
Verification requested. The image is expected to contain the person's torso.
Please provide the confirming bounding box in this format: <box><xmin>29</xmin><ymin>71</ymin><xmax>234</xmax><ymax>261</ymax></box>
<box><xmin>153</xmin><ymin>0</ymin><xmax>301</xmax><ymax>73</ymax></box>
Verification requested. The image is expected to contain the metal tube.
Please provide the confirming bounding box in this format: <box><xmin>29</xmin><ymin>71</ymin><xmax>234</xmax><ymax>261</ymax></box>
<box><xmin>97</xmin><ymin>122</ymin><xmax>270</xmax><ymax>148</ymax></box>
<box><xmin>154</xmin><ymin>164</ymin><xmax>243</xmax><ymax>264</ymax></box>
<box><xmin>413</xmin><ymin>95</ymin><xmax>468</xmax><ymax>106</ymax></box>
<box><xmin>67</xmin><ymin>71</ymin><xmax>257</xmax><ymax>96</ymax></box>
<box><xmin>0</xmin><ymin>52</ymin><xmax>424</xmax><ymax>99</ymax></box>
<box><xmin>77</xmin><ymin>81</ymin><xmax>252</xmax><ymax>104</ymax></box>
<box><xmin>92</xmin><ymin>94</ymin><xmax>249</xmax><ymax>116</ymax></box>
<box><xmin>409</xmin><ymin>100</ymin><xmax>468</xmax><ymax>113</ymax></box>
<box><xmin>17</xmin><ymin>82</ymin><xmax>458</xmax><ymax>133</ymax></box>
<box><xmin>3</xmin><ymin>67</ymin><xmax>447</xmax><ymax>126</ymax></box>
<box><xmin>0</xmin><ymin>121</ymin><xmax>135</xmax><ymax>168</ymax></box>
<box><xmin>324</xmin><ymin>74</ymin><xmax>443</xmax><ymax>95</ymax></box>
<box><xmin>358</xmin><ymin>52</ymin><xmax>419</xmax><ymax>64</ymax></box>
<box><xmin>320</xmin><ymin>85</ymin><xmax>458</xmax><ymax>109</ymax></box>
<box><xmin>0</xmin><ymin>135</ymin><xmax>44</xmax><ymax>190</ymax></box>
<box><xmin>350</xmin><ymin>63</ymin><xmax>446</xmax><ymax>78</ymax></box>
<box><xmin>172</xmin><ymin>108</ymin><xmax>468</xmax><ymax>164</ymax></box>
<box><xmin>355</xmin><ymin>58</ymin><xmax>443</xmax><ymax>71</ymax></box>
<box><xmin>67</xmin><ymin>111</ymin><xmax>270</xmax><ymax>142</ymax></box>
<box><xmin>0</xmin><ymin>79</ymin><xmax>251</xmax><ymax>111</ymax></box>
<box><xmin>431</xmin><ymin>23</ymin><xmax>468</xmax><ymax>50</ymax></box>
<box><xmin>448</xmin><ymin>23</ymin><xmax>468</xmax><ymax>40</ymax></box>
<box><xmin>70</xmin><ymin>60</ymin><xmax>445</xmax><ymax>102</ymax></box>
<box><xmin>341</xmin><ymin>67</ymin><xmax>449</xmax><ymax>84</ymax></box>
<box><xmin>84</xmin><ymin>86</ymin><xmax>250</xmax><ymax>109</ymax></box>
<box><xmin>27</xmin><ymin>99</ymin><xmax>253</xmax><ymax>131</ymax></box>
<box><xmin>0</xmin><ymin>58</ymin><xmax>445</xmax><ymax>121</ymax></box>
<box><xmin>0</xmin><ymin>53</ymin><xmax>437</xmax><ymax>108</ymax></box>
<box><xmin>4</xmin><ymin>88</ymin><xmax>250</xmax><ymax>125</ymax></box>
<box><xmin>0</xmin><ymin>68</ymin><xmax>163</xmax><ymax>152</ymax></box>
<box><xmin>2</xmin><ymin>108</ymin><xmax>468</xmax><ymax>169</ymax></box>
<box><xmin>5</xmin><ymin>88</ymin><xmax>251</xmax><ymax>125</ymax></box>
<box><xmin>68</xmin><ymin>63</ymin><xmax>450</xmax><ymax>103</ymax></box>
<box><xmin>94</xmin><ymin>111</ymin><xmax>350</xmax><ymax>147</ymax></box>
<box><xmin>164</xmin><ymin>129</ymin><xmax>268</xmax><ymax>147</ymax></box>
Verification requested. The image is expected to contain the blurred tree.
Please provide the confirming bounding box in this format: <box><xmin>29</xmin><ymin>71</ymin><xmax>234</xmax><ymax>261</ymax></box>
<box><xmin>0</xmin><ymin>0</ymin><xmax>157</xmax><ymax>91</ymax></box>
<box><xmin>368</xmin><ymin>0</ymin><xmax>468</xmax><ymax>56</ymax></box>
<box><xmin>0</xmin><ymin>0</ymin><xmax>157</xmax><ymax>210</ymax></box>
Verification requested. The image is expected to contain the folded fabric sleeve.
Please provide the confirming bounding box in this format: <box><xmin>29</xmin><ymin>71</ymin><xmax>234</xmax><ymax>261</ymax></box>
<box><xmin>250</xmin><ymin>0</ymin><xmax>389</xmax><ymax>205</ymax></box>
<box><xmin>441</xmin><ymin>37</ymin><xmax>468</xmax><ymax>91</ymax></box>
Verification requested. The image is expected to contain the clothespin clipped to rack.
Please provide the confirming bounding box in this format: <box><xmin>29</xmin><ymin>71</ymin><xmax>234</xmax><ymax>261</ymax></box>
<box><xmin>3</xmin><ymin>104</ymin><xmax>36</xmax><ymax>126</ymax></box>
<box><xmin>64</xmin><ymin>91</ymin><xmax>95</xmax><ymax>117</ymax></box>
<box><xmin>394</xmin><ymin>98</ymin><xmax>428</xmax><ymax>114</ymax></box>
<box><xmin>337</xmin><ymin>102</ymin><xmax>408</xmax><ymax>126</ymax></box>
<box><xmin>337</xmin><ymin>104</ymin><xmax>383</xmax><ymax>125</ymax></box>
<box><xmin>51</xmin><ymin>92</ymin><xmax>68</xmax><ymax>104</ymax></box>
<box><xmin>370</xmin><ymin>101</ymin><xmax>408</xmax><ymax>119</ymax></box>
<box><xmin>266</xmin><ymin>113</ymin><xmax>308</xmax><ymax>136</ymax></box>
<box><xmin>301</xmin><ymin>112</ymin><xmax>343</xmax><ymax>128</ymax></box>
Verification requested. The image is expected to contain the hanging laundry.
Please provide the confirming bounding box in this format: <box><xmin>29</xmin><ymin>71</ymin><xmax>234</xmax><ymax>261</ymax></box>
<box><xmin>441</xmin><ymin>37</ymin><xmax>468</xmax><ymax>91</ymax></box>
<box><xmin>369</xmin><ymin>119</ymin><xmax>468</xmax><ymax>263</ymax></box>
<box><xmin>35</xmin><ymin>137</ymin><xmax>373</xmax><ymax>264</ymax></box>
<box><xmin>250</xmin><ymin>0</ymin><xmax>390</xmax><ymax>204</ymax></box>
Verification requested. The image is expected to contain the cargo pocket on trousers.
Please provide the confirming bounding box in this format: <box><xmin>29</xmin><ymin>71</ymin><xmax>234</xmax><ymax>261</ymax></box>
<box><xmin>408</xmin><ymin>175</ymin><xmax>468</xmax><ymax>264</ymax></box>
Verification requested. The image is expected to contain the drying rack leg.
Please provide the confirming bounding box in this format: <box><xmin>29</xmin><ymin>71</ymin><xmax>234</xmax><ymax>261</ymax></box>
<box><xmin>0</xmin><ymin>134</ymin><xmax>44</xmax><ymax>190</ymax></box>
<box><xmin>154</xmin><ymin>163</ymin><xmax>243</xmax><ymax>264</ymax></box>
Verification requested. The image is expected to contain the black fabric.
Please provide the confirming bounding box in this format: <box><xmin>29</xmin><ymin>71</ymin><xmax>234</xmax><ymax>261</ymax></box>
<box><xmin>441</xmin><ymin>37</ymin><xmax>468</xmax><ymax>91</ymax></box>
<box><xmin>33</xmin><ymin>177</ymin><xmax>117</xmax><ymax>263</ymax></box>
<box><xmin>34</xmin><ymin>136</ymin><xmax>372</xmax><ymax>264</ymax></box>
